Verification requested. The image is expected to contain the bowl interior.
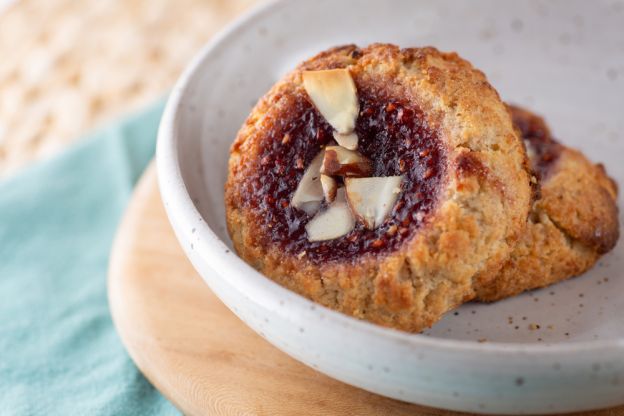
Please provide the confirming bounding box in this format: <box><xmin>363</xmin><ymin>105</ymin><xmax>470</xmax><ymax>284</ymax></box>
<box><xmin>173</xmin><ymin>0</ymin><xmax>624</xmax><ymax>345</ymax></box>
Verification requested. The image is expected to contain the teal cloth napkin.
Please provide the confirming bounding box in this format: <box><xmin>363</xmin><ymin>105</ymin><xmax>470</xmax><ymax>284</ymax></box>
<box><xmin>0</xmin><ymin>101</ymin><xmax>180</xmax><ymax>415</ymax></box>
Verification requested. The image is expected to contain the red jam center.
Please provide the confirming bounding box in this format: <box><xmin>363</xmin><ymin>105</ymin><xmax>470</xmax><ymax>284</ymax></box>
<box><xmin>511</xmin><ymin>108</ymin><xmax>561</xmax><ymax>178</ymax></box>
<box><xmin>244</xmin><ymin>90</ymin><xmax>446</xmax><ymax>263</ymax></box>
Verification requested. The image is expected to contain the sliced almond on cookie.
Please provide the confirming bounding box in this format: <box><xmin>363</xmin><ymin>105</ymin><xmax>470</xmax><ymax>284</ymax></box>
<box><xmin>320</xmin><ymin>174</ymin><xmax>338</xmax><ymax>203</ymax></box>
<box><xmin>305</xmin><ymin>188</ymin><xmax>355</xmax><ymax>241</ymax></box>
<box><xmin>302</xmin><ymin>69</ymin><xmax>359</xmax><ymax>134</ymax></box>
<box><xmin>345</xmin><ymin>176</ymin><xmax>404</xmax><ymax>229</ymax></box>
<box><xmin>291</xmin><ymin>150</ymin><xmax>325</xmax><ymax>215</ymax></box>
<box><xmin>332</xmin><ymin>131</ymin><xmax>358</xmax><ymax>150</ymax></box>
<box><xmin>320</xmin><ymin>145</ymin><xmax>372</xmax><ymax>177</ymax></box>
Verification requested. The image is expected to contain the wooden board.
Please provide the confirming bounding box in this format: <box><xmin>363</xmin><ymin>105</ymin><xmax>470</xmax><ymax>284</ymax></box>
<box><xmin>108</xmin><ymin>165</ymin><xmax>624</xmax><ymax>416</ymax></box>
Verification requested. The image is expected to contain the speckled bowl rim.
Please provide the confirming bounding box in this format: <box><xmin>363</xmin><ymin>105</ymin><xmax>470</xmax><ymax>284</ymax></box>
<box><xmin>156</xmin><ymin>0</ymin><xmax>624</xmax><ymax>357</ymax></box>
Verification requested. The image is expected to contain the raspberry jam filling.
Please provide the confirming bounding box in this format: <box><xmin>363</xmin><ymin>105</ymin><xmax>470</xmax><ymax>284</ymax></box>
<box><xmin>245</xmin><ymin>91</ymin><xmax>446</xmax><ymax>263</ymax></box>
<box><xmin>511</xmin><ymin>109</ymin><xmax>561</xmax><ymax>178</ymax></box>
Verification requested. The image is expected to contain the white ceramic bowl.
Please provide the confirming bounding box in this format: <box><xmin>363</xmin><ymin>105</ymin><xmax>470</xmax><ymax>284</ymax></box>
<box><xmin>157</xmin><ymin>0</ymin><xmax>624</xmax><ymax>413</ymax></box>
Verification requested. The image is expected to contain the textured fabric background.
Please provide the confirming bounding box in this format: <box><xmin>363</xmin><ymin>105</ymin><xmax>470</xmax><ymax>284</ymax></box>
<box><xmin>0</xmin><ymin>101</ymin><xmax>182</xmax><ymax>415</ymax></box>
<box><xmin>0</xmin><ymin>0</ymin><xmax>257</xmax><ymax>177</ymax></box>
<box><xmin>0</xmin><ymin>1</ymin><xmax>263</xmax><ymax>413</ymax></box>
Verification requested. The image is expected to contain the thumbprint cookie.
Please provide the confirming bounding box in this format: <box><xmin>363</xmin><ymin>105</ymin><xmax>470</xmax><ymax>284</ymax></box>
<box><xmin>476</xmin><ymin>105</ymin><xmax>619</xmax><ymax>302</ymax></box>
<box><xmin>225</xmin><ymin>44</ymin><xmax>532</xmax><ymax>331</ymax></box>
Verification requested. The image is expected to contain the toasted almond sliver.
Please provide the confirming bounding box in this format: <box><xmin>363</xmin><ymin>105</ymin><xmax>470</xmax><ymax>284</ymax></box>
<box><xmin>302</xmin><ymin>69</ymin><xmax>359</xmax><ymax>134</ymax></box>
<box><xmin>344</xmin><ymin>176</ymin><xmax>404</xmax><ymax>229</ymax></box>
<box><xmin>333</xmin><ymin>131</ymin><xmax>358</xmax><ymax>150</ymax></box>
<box><xmin>320</xmin><ymin>145</ymin><xmax>372</xmax><ymax>177</ymax></box>
<box><xmin>291</xmin><ymin>150</ymin><xmax>324</xmax><ymax>215</ymax></box>
<box><xmin>305</xmin><ymin>188</ymin><xmax>355</xmax><ymax>241</ymax></box>
<box><xmin>320</xmin><ymin>174</ymin><xmax>338</xmax><ymax>203</ymax></box>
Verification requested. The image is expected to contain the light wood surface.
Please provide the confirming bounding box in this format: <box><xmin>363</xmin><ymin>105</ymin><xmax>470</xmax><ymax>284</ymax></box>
<box><xmin>108</xmin><ymin>165</ymin><xmax>624</xmax><ymax>416</ymax></box>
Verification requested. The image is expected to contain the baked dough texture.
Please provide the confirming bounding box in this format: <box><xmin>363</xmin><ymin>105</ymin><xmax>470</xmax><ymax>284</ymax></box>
<box><xmin>225</xmin><ymin>44</ymin><xmax>532</xmax><ymax>332</ymax></box>
<box><xmin>476</xmin><ymin>105</ymin><xmax>619</xmax><ymax>302</ymax></box>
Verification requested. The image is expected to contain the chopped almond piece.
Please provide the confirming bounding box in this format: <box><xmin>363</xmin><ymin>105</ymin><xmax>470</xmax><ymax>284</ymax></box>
<box><xmin>302</xmin><ymin>69</ymin><xmax>359</xmax><ymax>134</ymax></box>
<box><xmin>320</xmin><ymin>145</ymin><xmax>372</xmax><ymax>177</ymax></box>
<box><xmin>345</xmin><ymin>176</ymin><xmax>404</xmax><ymax>229</ymax></box>
<box><xmin>320</xmin><ymin>174</ymin><xmax>338</xmax><ymax>203</ymax></box>
<box><xmin>305</xmin><ymin>188</ymin><xmax>355</xmax><ymax>241</ymax></box>
<box><xmin>291</xmin><ymin>150</ymin><xmax>324</xmax><ymax>215</ymax></box>
<box><xmin>332</xmin><ymin>131</ymin><xmax>358</xmax><ymax>150</ymax></box>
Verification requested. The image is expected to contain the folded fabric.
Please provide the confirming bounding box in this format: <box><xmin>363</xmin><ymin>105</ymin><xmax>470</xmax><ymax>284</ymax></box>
<box><xmin>0</xmin><ymin>101</ymin><xmax>179</xmax><ymax>415</ymax></box>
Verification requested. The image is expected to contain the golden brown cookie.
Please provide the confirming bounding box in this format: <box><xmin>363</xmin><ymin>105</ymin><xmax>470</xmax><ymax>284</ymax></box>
<box><xmin>225</xmin><ymin>44</ymin><xmax>532</xmax><ymax>332</ymax></box>
<box><xmin>476</xmin><ymin>105</ymin><xmax>619</xmax><ymax>302</ymax></box>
